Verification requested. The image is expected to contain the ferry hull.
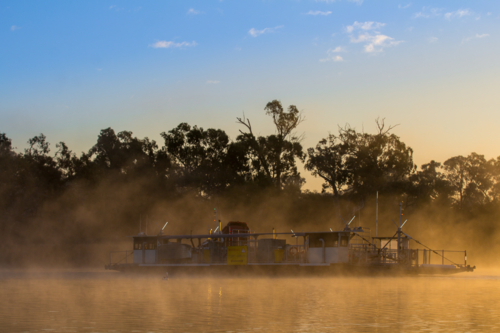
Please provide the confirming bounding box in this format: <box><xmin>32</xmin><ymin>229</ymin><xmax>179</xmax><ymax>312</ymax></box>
<box><xmin>105</xmin><ymin>263</ymin><xmax>474</xmax><ymax>276</ymax></box>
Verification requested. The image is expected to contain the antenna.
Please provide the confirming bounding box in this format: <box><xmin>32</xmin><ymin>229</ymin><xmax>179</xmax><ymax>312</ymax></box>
<box><xmin>397</xmin><ymin>202</ymin><xmax>403</xmax><ymax>260</ymax></box>
<box><xmin>341</xmin><ymin>215</ymin><xmax>355</xmax><ymax>230</ymax></box>
<box><xmin>348</xmin><ymin>216</ymin><xmax>356</xmax><ymax>226</ymax></box>
<box><xmin>399</xmin><ymin>202</ymin><xmax>403</xmax><ymax>228</ymax></box>
<box><xmin>401</xmin><ymin>231</ymin><xmax>412</xmax><ymax>239</ymax></box>
<box><xmin>376</xmin><ymin>191</ymin><xmax>378</xmax><ymax>237</ymax></box>
<box><xmin>156</xmin><ymin>221</ymin><xmax>168</xmax><ymax>236</ymax></box>
<box><xmin>340</xmin><ymin>216</ymin><xmax>348</xmax><ymax>228</ymax></box>
<box><xmin>214</xmin><ymin>208</ymin><xmax>217</xmax><ymax>233</ymax></box>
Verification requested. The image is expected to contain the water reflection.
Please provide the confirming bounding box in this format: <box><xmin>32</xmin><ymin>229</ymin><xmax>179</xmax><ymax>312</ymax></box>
<box><xmin>0</xmin><ymin>270</ymin><xmax>499</xmax><ymax>332</ymax></box>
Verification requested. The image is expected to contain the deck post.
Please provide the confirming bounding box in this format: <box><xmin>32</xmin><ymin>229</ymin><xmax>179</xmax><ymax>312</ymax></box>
<box><xmin>303</xmin><ymin>236</ymin><xmax>307</xmax><ymax>263</ymax></box>
<box><xmin>142</xmin><ymin>242</ymin><xmax>146</xmax><ymax>264</ymax></box>
<box><xmin>319</xmin><ymin>238</ymin><xmax>325</xmax><ymax>263</ymax></box>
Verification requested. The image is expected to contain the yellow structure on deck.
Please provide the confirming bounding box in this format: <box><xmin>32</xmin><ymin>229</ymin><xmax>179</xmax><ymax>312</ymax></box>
<box><xmin>227</xmin><ymin>246</ymin><xmax>247</xmax><ymax>265</ymax></box>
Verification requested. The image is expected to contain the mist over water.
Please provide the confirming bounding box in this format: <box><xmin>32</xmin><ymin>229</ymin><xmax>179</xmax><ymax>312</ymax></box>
<box><xmin>1</xmin><ymin>270</ymin><xmax>499</xmax><ymax>333</ymax></box>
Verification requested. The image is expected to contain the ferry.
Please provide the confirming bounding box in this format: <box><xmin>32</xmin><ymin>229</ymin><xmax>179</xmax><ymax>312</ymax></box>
<box><xmin>105</xmin><ymin>207</ymin><xmax>475</xmax><ymax>276</ymax></box>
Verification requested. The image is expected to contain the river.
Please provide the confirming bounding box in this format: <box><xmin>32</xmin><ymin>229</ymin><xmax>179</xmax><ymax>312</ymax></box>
<box><xmin>1</xmin><ymin>269</ymin><xmax>499</xmax><ymax>332</ymax></box>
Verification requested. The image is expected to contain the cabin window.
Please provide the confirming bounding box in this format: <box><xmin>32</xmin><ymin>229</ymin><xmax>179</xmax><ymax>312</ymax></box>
<box><xmin>309</xmin><ymin>234</ymin><xmax>339</xmax><ymax>248</ymax></box>
<box><xmin>133</xmin><ymin>238</ymin><xmax>157</xmax><ymax>250</ymax></box>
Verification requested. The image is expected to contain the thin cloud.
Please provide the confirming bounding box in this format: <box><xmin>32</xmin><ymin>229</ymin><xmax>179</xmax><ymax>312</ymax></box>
<box><xmin>462</xmin><ymin>33</ymin><xmax>490</xmax><ymax>44</ymax></box>
<box><xmin>187</xmin><ymin>8</ymin><xmax>200</xmax><ymax>15</ymax></box>
<box><xmin>306</xmin><ymin>10</ymin><xmax>332</xmax><ymax>16</ymax></box>
<box><xmin>398</xmin><ymin>3</ymin><xmax>411</xmax><ymax>9</ymax></box>
<box><xmin>10</xmin><ymin>25</ymin><xmax>20</xmax><ymax>31</ymax></box>
<box><xmin>345</xmin><ymin>21</ymin><xmax>402</xmax><ymax>53</ymax></box>
<box><xmin>206</xmin><ymin>80</ymin><xmax>220</xmax><ymax>84</ymax></box>
<box><xmin>248</xmin><ymin>25</ymin><xmax>283</xmax><ymax>37</ymax></box>
<box><xmin>320</xmin><ymin>55</ymin><xmax>344</xmax><ymax>62</ymax></box>
<box><xmin>320</xmin><ymin>47</ymin><xmax>345</xmax><ymax>62</ymax></box>
<box><xmin>350</xmin><ymin>33</ymin><xmax>403</xmax><ymax>53</ymax></box>
<box><xmin>150</xmin><ymin>40</ymin><xmax>197</xmax><ymax>48</ymax></box>
<box><xmin>345</xmin><ymin>21</ymin><xmax>385</xmax><ymax>33</ymax></box>
<box><xmin>445</xmin><ymin>9</ymin><xmax>472</xmax><ymax>20</ymax></box>
<box><xmin>428</xmin><ymin>37</ymin><xmax>438</xmax><ymax>43</ymax></box>
<box><xmin>108</xmin><ymin>5</ymin><xmax>123</xmax><ymax>11</ymax></box>
<box><xmin>413</xmin><ymin>7</ymin><xmax>442</xmax><ymax>19</ymax></box>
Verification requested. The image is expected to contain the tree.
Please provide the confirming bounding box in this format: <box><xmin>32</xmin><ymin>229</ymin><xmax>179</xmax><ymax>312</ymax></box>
<box><xmin>22</xmin><ymin>134</ymin><xmax>62</xmax><ymax>191</ymax></box>
<box><xmin>237</xmin><ymin>100</ymin><xmax>305</xmax><ymax>189</ymax></box>
<box><xmin>306</xmin><ymin>119</ymin><xmax>415</xmax><ymax>218</ymax></box>
<box><xmin>55</xmin><ymin>142</ymin><xmax>77</xmax><ymax>180</ymax></box>
<box><xmin>408</xmin><ymin>160</ymin><xmax>453</xmax><ymax>207</ymax></box>
<box><xmin>89</xmin><ymin>128</ymin><xmax>125</xmax><ymax>172</ymax></box>
<box><xmin>346</xmin><ymin>120</ymin><xmax>415</xmax><ymax>199</ymax></box>
<box><xmin>88</xmin><ymin>128</ymin><xmax>164</xmax><ymax>180</ymax></box>
<box><xmin>0</xmin><ymin>133</ymin><xmax>19</xmax><ymax>212</ymax></box>
<box><xmin>0</xmin><ymin>133</ymin><xmax>17</xmax><ymax>180</ymax></box>
<box><xmin>443</xmin><ymin>153</ymin><xmax>496</xmax><ymax>211</ymax></box>
<box><xmin>161</xmin><ymin>123</ymin><xmax>247</xmax><ymax>196</ymax></box>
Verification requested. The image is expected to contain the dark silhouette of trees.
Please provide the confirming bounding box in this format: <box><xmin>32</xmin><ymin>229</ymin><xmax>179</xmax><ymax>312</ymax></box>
<box><xmin>306</xmin><ymin>119</ymin><xmax>415</xmax><ymax>219</ymax></box>
<box><xmin>442</xmin><ymin>153</ymin><xmax>498</xmax><ymax>212</ymax></box>
<box><xmin>161</xmin><ymin>123</ymin><xmax>248</xmax><ymax>196</ymax></box>
<box><xmin>237</xmin><ymin>100</ymin><xmax>305</xmax><ymax>190</ymax></box>
<box><xmin>407</xmin><ymin>160</ymin><xmax>453</xmax><ymax>207</ymax></box>
<box><xmin>2</xmin><ymin>104</ymin><xmax>500</xmax><ymax>267</ymax></box>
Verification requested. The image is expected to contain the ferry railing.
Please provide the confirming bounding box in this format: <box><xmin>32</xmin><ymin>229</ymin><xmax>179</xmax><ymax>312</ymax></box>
<box><xmin>350</xmin><ymin>247</ymin><xmax>468</xmax><ymax>268</ymax></box>
<box><xmin>414</xmin><ymin>249</ymin><xmax>467</xmax><ymax>267</ymax></box>
<box><xmin>349</xmin><ymin>244</ymin><xmax>387</xmax><ymax>265</ymax></box>
<box><xmin>108</xmin><ymin>250</ymin><xmax>133</xmax><ymax>265</ymax></box>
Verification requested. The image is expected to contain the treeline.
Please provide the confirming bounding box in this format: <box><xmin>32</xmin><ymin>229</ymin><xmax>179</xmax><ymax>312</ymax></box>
<box><xmin>1</xmin><ymin>100</ymin><xmax>499</xmax><ymax>266</ymax></box>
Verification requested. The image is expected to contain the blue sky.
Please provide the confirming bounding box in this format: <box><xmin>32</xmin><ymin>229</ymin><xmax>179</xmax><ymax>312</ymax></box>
<box><xmin>1</xmin><ymin>0</ymin><xmax>499</xmax><ymax>190</ymax></box>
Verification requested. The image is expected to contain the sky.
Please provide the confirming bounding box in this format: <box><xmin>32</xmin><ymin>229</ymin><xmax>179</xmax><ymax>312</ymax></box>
<box><xmin>1</xmin><ymin>0</ymin><xmax>499</xmax><ymax>191</ymax></box>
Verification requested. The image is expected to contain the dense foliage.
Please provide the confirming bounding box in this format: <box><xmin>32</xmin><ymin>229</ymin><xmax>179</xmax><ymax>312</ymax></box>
<box><xmin>1</xmin><ymin>101</ymin><xmax>499</xmax><ymax>266</ymax></box>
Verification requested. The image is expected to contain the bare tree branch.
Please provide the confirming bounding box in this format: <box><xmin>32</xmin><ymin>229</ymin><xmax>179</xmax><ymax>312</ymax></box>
<box><xmin>236</xmin><ymin>113</ymin><xmax>272</xmax><ymax>180</ymax></box>
<box><xmin>375</xmin><ymin>117</ymin><xmax>399</xmax><ymax>135</ymax></box>
<box><xmin>236</xmin><ymin>113</ymin><xmax>253</xmax><ymax>136</ymax></box>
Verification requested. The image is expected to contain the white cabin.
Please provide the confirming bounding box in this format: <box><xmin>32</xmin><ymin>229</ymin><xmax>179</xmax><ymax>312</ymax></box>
<box><xmin>306</xmin><ymin>232</ymin><xmax>351</xmax><ymax>264</ymax></box>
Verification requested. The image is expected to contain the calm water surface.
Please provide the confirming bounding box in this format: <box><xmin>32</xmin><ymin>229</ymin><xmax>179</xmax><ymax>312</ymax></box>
<box><xmin>0</xmin><ymin>270</ymin><xmax>499</xmax><ymax>333</ymax></box>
